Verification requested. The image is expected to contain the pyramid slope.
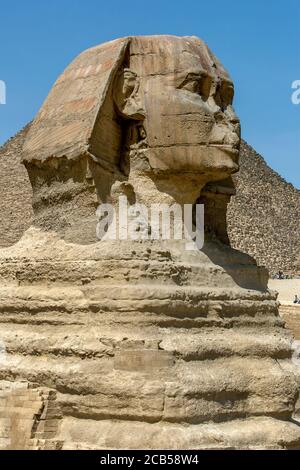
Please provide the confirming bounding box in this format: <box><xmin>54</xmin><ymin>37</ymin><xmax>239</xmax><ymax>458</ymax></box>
<box><xmin>228</xmin><ymin>141</ymin><xmax>300</xmax><ymax>274</ymax></box>
<box><xmin>0</xmin><ymin>125</ymin><xmax>33</xmax><ymax>248</ymax></box>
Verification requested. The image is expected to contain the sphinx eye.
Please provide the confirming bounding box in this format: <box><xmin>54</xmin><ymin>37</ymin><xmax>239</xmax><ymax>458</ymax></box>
<box><xmin>179</xmin><ymin>76</ymin><xmax>201</xmax><ymax>94</ymax></box>
<box><xmin>179</xmin><ymin>73</ymin><xmax>211</xmax><ymax>101</ymax></box>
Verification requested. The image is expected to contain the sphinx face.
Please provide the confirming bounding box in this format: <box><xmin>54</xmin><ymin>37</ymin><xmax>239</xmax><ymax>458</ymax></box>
<box><xmin>129</xmin><ymin>36</ymin><xmax>241</xmax><ymax>180</ymax></box>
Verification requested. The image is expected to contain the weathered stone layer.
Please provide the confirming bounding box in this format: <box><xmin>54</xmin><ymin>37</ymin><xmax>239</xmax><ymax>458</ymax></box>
<box><xmin>0</xmin><ymin>229</ymin><xmax>299</xmax><ymax>449</ymax></box>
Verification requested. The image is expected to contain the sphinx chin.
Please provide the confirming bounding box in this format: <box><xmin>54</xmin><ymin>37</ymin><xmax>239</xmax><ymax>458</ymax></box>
<box><xmin>207</xmin><ymin>146</ymin><xmax>240</xmax><ymax>175</ymax></box>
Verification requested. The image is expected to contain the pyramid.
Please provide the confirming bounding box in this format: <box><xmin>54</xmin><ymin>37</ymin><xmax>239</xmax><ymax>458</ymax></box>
<box><xmin>228</xmin><ymin>141</ymin><xmax>300</xmax><ymax>274</ymax></box>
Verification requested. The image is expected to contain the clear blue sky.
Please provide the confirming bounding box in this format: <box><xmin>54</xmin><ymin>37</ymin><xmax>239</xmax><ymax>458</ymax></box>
<box><xmin>0</xmin><ymin>0</ymin><xmax>299</xmax><ymax>186</ymax></box>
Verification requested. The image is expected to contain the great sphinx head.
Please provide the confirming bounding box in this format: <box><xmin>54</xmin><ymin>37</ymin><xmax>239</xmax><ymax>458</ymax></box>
<box><xmin>22</xmin><ymin>35</ymin><xmax>241</xmax><ymax>244</ymax></box>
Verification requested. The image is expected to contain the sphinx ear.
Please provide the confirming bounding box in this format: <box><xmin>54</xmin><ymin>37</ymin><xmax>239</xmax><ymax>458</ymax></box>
<box><xmin>113</xmin><ymin>68</ymin><xmax>145</xmax><ymax>121</ymax></box>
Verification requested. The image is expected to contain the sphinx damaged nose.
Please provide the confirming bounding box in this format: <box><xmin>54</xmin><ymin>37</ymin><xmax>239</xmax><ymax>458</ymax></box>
<box><xmin>224</xmin><ymin>130</ymin><xmax>240</xmax><ymax>148</ymax></box>
<box><xmin>209</xmin><ymin>106</ymin><xmax>240</xmax><ymax>148</ymax></box>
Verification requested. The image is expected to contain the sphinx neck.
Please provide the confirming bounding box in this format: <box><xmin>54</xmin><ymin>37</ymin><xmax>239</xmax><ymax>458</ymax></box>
<box><xmin>125</xmin><ymin>171</ymin><xmax>206</xmax><ymax>207</ymax></box>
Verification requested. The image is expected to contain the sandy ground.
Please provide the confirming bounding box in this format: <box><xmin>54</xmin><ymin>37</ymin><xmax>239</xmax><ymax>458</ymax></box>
<box><xmin>268</xmin><ymin>279</ymin><xmax>300</xmax><ymax>304</ymax></box>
